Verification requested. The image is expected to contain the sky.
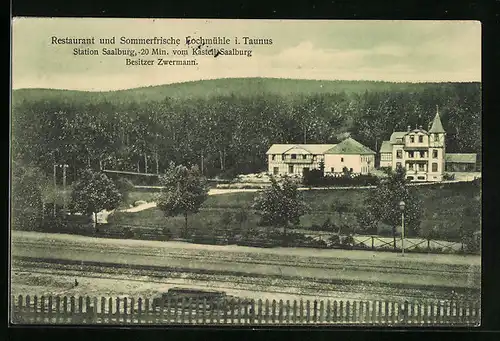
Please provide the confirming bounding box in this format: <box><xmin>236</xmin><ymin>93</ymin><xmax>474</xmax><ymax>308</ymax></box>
<box><xmin>11</xmin><ymin>18</ymin><xmax>481</xmax><ymax>91</ymax></box>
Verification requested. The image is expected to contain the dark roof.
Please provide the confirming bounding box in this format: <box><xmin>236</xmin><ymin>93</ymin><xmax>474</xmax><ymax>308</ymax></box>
<box><xmin>266</xmin><ymin>144</ymin><xmax>336</xmax><ymax>154</ymax></box>
<box><xmin>379</xmin><ymin>141</ymin><xmax>392</xmax><ymax>153</ymax></box>
<box><xmin>445</xmin><ymin>153</ymin><xmax>477</xmax><ymax>164</ymax></box>
<box><xmin>429</xmin><ymin>112</ymin><xmax>445</xmax><ymax>133</ymax></box>
<box><xmin>325</xmin><ymin>138</ymin><xmax>376</xmax><ymax>155</ymax></box>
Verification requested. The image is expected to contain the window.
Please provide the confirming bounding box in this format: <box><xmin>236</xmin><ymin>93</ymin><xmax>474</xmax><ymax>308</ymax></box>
<box><xmin>288</xmin><ymin>165</ymin><xmax>294</xmax><ymax>174</ymax></box>
<box><xmin>396</xmin><ymin>162</ymin><xmax>402</xmax><ymax>168</ymax></box>
<box><xmin>273</xmin><ymin>167</ymin><xmax>279</xmax><ymax>175</ymax></box>
<box><xmin>410</xmin><ymin>135</ymin><xmax>415</xmax><ymax>143</ymax></box>
<box><xmin>313</xmin><ymin>154</ymin><xmax>317</xmax><ymax>160</ymax></box>
<box><xmin>434</xmin><ymin>134</ymin><xmax>439</xmax><ymax>141</ymax></box>
<box><xmin>417</xmin><ymin>176</ymin><xmax>425</xmax><ymax>180</ymax></box>
<box><xmin>432</xmin><ymin>162</ymin><xmax>438</xmax><ymax>172</ymax></box>
<box><xmin>408</xmin><ymin>163</ymin><xmax>414</xmax><ymax>170</ymax></box>
<box><xmin>433</xmin><ymin>150</ymin><xmax>438</xmax><ymax>158</ymax></box>
<box><xmin>302</xmin><ymin>154</ymin><xmax>307</xmax><ymax>160</ymax></box>
<box><xmin>291</xmin><ymin>154</ymin><xmax>297</xmax><ymax>160</ymax></box>
<box><xmin>331</xmin><ymin>167</ymin><xmax>334</xmax><ymax>173</ymax></box>
<box><xmin>408</xmin><ymin>151</ymin><xmax>414</xmax><ymax>158</ymax></box>
<box><xmin>418</xmin><ymin>135</ymin><xmax>424</xmax><ymax>143</ymax></box>
<box><xmin>418</xmin><ymin>164</ymin><xmax>425</xmax><ymax>171</ymax></box>
<box><xmin>349</xmin><ymin>168</ymin><xmax>353</xmax><ymax>172</ymax></box>
<box><xmin>281</xmin><ymin>155</ymin><xmax>285</xmax><ymax>161</ymax></box>
<box><xmin>396</xmin><ymin>150</ymin><xmax>403</xmax><ymax>159</ymax></box>
<box><xmin>407</xmin><ymin>176</ymin><xmax>414</xmax><ymax>180</ymax></box>
<box><xmin>341</xmin><ymin>157</ymin><xmax>344</xmax><ymax>162</ymax></box>
<box><xmin>419</xmin><ymin>151</ymin><xmax>425</xmax><ymax>158</ymax></box>
<box><xmin>271</xmin><ymin>155</ymin><xmax>275</xmax><ymax>161</ymax></box>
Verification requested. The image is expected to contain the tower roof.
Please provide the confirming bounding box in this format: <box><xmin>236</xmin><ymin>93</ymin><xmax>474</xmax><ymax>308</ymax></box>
<box><xmin>429</xmin><ymin>108</ymin><xmax>445</xmax><ymax>133</ymax></box>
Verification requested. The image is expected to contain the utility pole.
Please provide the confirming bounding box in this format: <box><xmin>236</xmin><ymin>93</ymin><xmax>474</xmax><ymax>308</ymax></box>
<box><xmin>53</xmin><ymin>164</ymin><xmax>57</xmax><ymax>217</ymax></box>
<box><xmin>62</xmin><ymin>164</ymin><xmax>68</xmax><ymax>214</ymax></box>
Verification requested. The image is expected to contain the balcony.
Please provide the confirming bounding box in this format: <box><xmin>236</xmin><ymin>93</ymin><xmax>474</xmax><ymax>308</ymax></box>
<box><xmin>284</xmin><ymin>158</ymin><xmax>313</xmax><ymax>164</ymax></box>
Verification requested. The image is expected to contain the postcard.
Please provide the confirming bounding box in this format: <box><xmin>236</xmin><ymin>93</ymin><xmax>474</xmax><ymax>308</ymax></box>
<box><xmin>10</xmin><ymin>18</ymin><xmax>481</xmax><ymax>326</ymax></box>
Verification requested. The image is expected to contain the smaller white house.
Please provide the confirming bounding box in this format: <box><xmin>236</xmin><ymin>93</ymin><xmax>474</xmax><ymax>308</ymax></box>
<box><xmin>266</xmin><ymin>138</ymin><xmax>376</xmax><ymax>177</ymax></box>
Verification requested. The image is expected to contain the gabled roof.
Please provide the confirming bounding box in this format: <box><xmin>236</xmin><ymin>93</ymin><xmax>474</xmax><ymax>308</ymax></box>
<box><xmin>445</xmin><ymin>153</ymin><xmax>477</xmax><ymax>164</ymax></box>
<box><xmin>379</xmin><ymin>141</ymin><xmax>392</xmax><ymax>153</ymax></box>
<box><xmin>325</xmin><ymin>138</ymin><xmax>376</xmax><ymax>155</ymax></box>
<box><xmin>429</xmin><ymin>111</ymin><xmax>445</xmax><ymax>133</ymax></box>
<box><xmin>390</xmin><ymin>132</ymin><xmax>406</xmax><ymax>144</ymax></box>
<box><xmin>266</xmin><ymin>144</ymin><xmax>336</xmax><ymax>155</ymax></box>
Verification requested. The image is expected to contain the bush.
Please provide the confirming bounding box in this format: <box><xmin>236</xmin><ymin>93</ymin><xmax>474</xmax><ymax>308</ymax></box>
<box><xmin>123</xmin><ymin>227</ymin><xmax>135</xmax><ymax>239</ymax></box>
<box><xmin>443</xmin><ymin>173</ymin><xmax>456</xmax><ymax>181</ymax></box>
<box><xmin>342</xmin><ymin>235</ymin><xmax>355</xmax><ymax>247</ymax></box>
<box><xmin>328</xmin><ymin>234</ymin><xmax>341</xmax><ymax>247</ymax></box>
<box><xmin>303</xmin><ymin>171</ymin><xmax>380</xmax><ymax>187</ymax></box>
<box><xmin>162</xmin><ymin>227</ymin><xmax>173</xmax><ymax>240</ymax></box>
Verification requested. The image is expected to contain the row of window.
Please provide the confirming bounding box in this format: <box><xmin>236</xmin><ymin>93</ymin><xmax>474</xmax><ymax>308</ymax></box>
<box><xmin>401</xmin><ymin>162</ymin><xmax>439</xmax><ymax>172</ymax></box>
<box><xmin>396</xmin><ymin>149</ymin><xmax>439</xmax><ymax>159</ymax></box>
<box><xmin>271</xmin><ymin>154</ymin><xmax>318</xmax><ymax>161</ymax></box>
<box><xmin>407</xmin><ymin>134</ymin><xmax>441</xmax><ymax>143</ymax></box>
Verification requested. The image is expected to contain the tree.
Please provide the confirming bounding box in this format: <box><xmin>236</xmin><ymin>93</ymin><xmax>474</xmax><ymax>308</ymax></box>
<box><xmin>252</xmin><ymin>176</ymin><xmax>308</xmax><ymax>244</ymax></box>
<box><xmin>70</xmin><ymin>169</ymin><xmax>122</xmax><ymax>227</ymax></box>
<box><xmin>460</xmin><ymin>196</ymin><xmax>481</xmax><ymax>252</ymax></box>
<box><xmin>157</xmin><ymin>163</ymin><xmax>209</xmax><ymax>237</ymax></box>
<box><xmin>11</xmin><ymin>161</ymin><xmax>45</xmax><ymax>230</ymax></box>
<box><xmin>234</xmin><ymin>209</ymin><xmax>249</xmax><ymax>236</ymax></box>
<box><xmin>332</xmin><ymin>200</ymin><xmax>350</xmax><ymax>234</ymax></box>
<box><xmin>366</xmin><ymin>165</ymin><xmax>423</xmax><ymax>249</ymax></box>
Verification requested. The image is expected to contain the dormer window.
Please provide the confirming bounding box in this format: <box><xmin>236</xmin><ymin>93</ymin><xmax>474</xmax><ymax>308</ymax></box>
<box><xmin>291</xmin><ymin>154</ymin><xmax>297</xmax><ymax>160</ymax></box>
<box><xmin>302</xmin><ymin>154</ymin><xmax>307</xmax><ymax>160</ymax></box>
<box><xmin>418</xmin><ymin>135</ymin><xmax>424</xmax><ymax>143</ymax></box>
<box><xmin>272</xmin><ymin>155</ymin><xmax>276</xmax><ymax>161</ymax></box>
<box><xmin>282</xmin><ymin>155</ymin><xmax>285</xmax><ymax>161</ymax></box>
<box><xmin>410</xmin><ymin>136</ymin><xmax>415</xmax><ymax>143</ymax></box>
<box><xmin>435</xmin><ymin>134</ymin><xmax>439</xmax><ymax>141</ymax></box>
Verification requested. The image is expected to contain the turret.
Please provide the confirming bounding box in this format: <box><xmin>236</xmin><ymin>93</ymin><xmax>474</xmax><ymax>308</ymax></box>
<box><xmin>429</xmin><ymin>106</ymin><xmax>446</xmax><ymax>148</ymax></box>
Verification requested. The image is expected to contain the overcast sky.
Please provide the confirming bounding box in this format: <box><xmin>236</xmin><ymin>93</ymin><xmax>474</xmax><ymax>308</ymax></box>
<box><xmin>12</xmin><ymin>18</ymin><xmax>481</xmax><ymax>91</ymax></box>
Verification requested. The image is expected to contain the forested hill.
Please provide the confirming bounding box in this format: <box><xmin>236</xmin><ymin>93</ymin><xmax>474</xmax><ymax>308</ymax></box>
<box><xmin>12</xmin><ymin>78</ymin><xmax>478</xmax><ymax>104</ymax></box>
<box><xmin>11</xmin><ymin>78</ymin><xmax>481</xmax><ymax>182</ymax></box>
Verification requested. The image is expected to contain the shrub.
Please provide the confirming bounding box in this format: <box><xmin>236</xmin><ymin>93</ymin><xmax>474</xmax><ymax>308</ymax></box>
<box><xmin>342</xmin><ymin>235</ymin><xmax>355</xmax><ymax>247</ymax></box>
<box><xmin>123</xmin><ymin>227</ymin><xmax>135</xmax><ymax>239</ymax></box>
<box><xmin>328</xmin><ymin>234</ymin><xmax>341</xmax><ymax>246</ymax></box>
<box><xmin>162</xmin><ymin>227</ymin><xmax>173</xmax><ymax>240</ymax></box>
<box><xmin>443</xmin><ymin>173</ymin><xmax>456</xmax><ymax>181</ymax></box>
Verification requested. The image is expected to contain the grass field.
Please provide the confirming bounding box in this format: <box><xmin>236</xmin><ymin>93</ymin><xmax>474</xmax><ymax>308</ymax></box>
<box><xmin>108</xmin><ymin>182</ymin><xmax>480</xmax><ymax>242</ymax></box>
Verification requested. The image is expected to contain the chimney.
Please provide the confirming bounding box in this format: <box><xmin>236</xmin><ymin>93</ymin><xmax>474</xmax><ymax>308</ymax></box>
<box><xmin>407</xmin><ymin>125</ymin><xmax>411</xmax><ymax>132</ymax></box>
<box><xmin>419</xmin><ymin>125</ymin><xmax>423</xmax><ymax>130</ymax></box>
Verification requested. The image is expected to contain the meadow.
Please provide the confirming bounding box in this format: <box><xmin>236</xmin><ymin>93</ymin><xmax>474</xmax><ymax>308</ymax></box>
<box><xmin>108</xmin><ymin>181</ymin><xmax>480</xmax><ymax>242</ymax></box>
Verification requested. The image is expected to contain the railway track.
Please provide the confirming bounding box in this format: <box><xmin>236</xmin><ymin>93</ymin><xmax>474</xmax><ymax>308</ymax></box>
<box><xmin>11</xmin><ymin>258</ymin><xmax>479</xmax><ymax>303</ymax></box>
<box><xmin>12</xmin><ymin>240</ymin><xmax>478</xmax><ymax>276</ymax></box>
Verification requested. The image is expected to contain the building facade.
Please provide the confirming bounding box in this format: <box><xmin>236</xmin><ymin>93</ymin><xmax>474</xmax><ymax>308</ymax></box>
<box><xmin>266</xmin><ymin>138</ymin><xmax>375</xmax><ymax>177</ymax></box>
<box><xmin>379</xmin><ymin>109</ymin><xmax>446</xmax><ymax>182</ymax></box>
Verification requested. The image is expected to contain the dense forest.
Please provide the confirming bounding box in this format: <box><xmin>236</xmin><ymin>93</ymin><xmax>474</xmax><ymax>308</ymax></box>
<box><xmin>11</xmin><ymin>78</ymin><xmax>481</xmax><ymax>183</ymax></box>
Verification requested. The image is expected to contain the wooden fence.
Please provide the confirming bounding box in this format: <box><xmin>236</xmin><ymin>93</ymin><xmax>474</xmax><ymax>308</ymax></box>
<box><xmin>11</xmin><ymin>294</ymin><xmax>480</xmax><ymax>326</ymax></box>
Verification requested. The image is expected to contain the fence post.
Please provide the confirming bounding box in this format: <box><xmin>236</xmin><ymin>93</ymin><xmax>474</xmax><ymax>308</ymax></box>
<box><xmin>353</xmin><ymin>301</ymin><xmax>358</xmax><ymax>324</ymax></box>
<box><xmin>47</xmin><ymin>296</ymin><xmax>53</xmax><ymax>324</ymax></box>
<box><xmin>326</xmin><ymin>300</ymin><xmax>331</xmax><ymax>323</ymax></box>
<box><xmin>391</xmin><ymin>301</ymin><xmax>396</xmax><ymax>324</ymax></box>
<box><xmin>131</xmin><ymin>297</ymin><xmax>136</xmax><ymax>324</ymax></box>
<box><xmin>298</xmin><ymin>299</ymin><xmax>303</xmax><ymax>323</ymax></box>
<box><xmin>334</xmin><ymin>300</ymin><xmax>339</xmax><ymax>323</ymax></box>
<box><xmin>258</xmin><ymin>299</ymin><xmax>263</xmax><ymax>324</ymax></box>
<box><xmin>292</xmin><ymin>300</ymin><xmax>297</xmax><ymax>324</ymax></box>
<box><xmin>33</xmin><ymin>296</ymin><xmax>38</xmax><ymax>324</ymax></box>
<box><xmin>244</xmin><ymin>300</ymin><xmax>249</xmax><ymax>325</ymax></box>
<box><xmin>39</xmin><ymin>296</ymin><xmax>45</xmax><ymax>324</ymax></box>
<box><xmin>144</xmin><ymin>298</ymin><xmax>150</xmax><ymax>324</ymax></box>
<box><xmin>100</xmin><ymin>297</ymin><xmax>106</xmax><ymax>324</ymax></box>
<box><xmin>319</xmin><ymin>300</ymin><xmax>324</xmax><ymax>323</ymax></box>
<box><xmin>123</xmin><ymin>297</ymin><xmax>128</xmax><ymax>324</ymax></box>
<box><xmin>187</xmin><ymin>298</ymin><xmax>193</xmax><ymax>324</ymax></box>
<box><xmin>265</xmin><ymin>299</ymin><xmax>270</xmax><ymax>324</ymax></box>
<box><xmin>223</xmin><ymin>298</ymin><xmax>228</xmax><ymax>324</ymax></box>
<box><xmin>371</xmin><ymin>236</ymin><xmax>374</xmax><ymax>250</ymax></box>
<box><xmin>272</xmin><ymin>300</ymin><xmax>276</xmax><ymax>324</ymax></box>
<box><xmin>285</xmin><ymin>300</ymin><xmax>290</xmax><ymax>324</ymax></box>
<box><xmin>26</xmin><ymin>295</ymin><xmax>31</xmax><ymax>323</ymax></box>
<box><xmin>250</xmin><ymin>299</ymin><xmax>256</xmax><ymax>324</ymax></box>
<box><xmin>278</xmin><ymin>300</ymin><xmax>283</xmax><ymax>324</ymax></box>
<box><xmin>346</xmin><ymin>301</ymin><xmax>351</xmax><ymax>324</ymax></box>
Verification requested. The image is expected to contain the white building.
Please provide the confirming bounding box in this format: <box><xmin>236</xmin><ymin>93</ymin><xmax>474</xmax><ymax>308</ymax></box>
<box><xmin>266</xmin><ymin>138</ymin><xmax>376</xmax><ymax>177</ymax></box>
<box><xmin>379</xmin><ymin>109</ymin><xmax>446</xmax><ymax>182</ymax></box>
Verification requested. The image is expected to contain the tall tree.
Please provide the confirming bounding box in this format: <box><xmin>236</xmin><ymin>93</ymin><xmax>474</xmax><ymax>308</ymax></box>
<box><xmin>157</xmin><ymin>163</ymin><xmax>209</xmax><ymax>236</ymax></box>
<box><xmin>366</xmin><ymin>165</ymin><xmax>423</xmax><ymax>248</ymax></box>
<box><xmin>252</xmin><ymin>176</ymin><xmax>308</xmax><ymax>244</ymax></box>
<box><xmin>70</xmin><ymin>169</ymin><xmax>122</xmax><ymax>227</ymax></box>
